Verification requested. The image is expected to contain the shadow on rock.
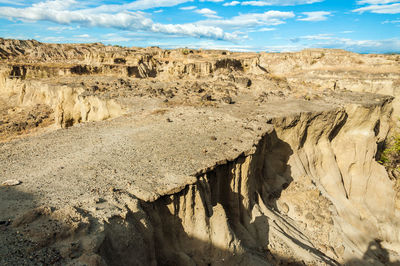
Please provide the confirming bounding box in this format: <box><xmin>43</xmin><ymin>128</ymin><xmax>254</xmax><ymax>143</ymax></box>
<box><xmin>346</xmin><ymin>239</ymin><xmax>400</xmax><ymax>266</ymax></box>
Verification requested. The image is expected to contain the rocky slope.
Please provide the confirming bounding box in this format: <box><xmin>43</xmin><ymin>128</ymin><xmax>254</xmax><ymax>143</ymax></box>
<box><xmin>0</xmin><ymin>38</ymin><xmax>400</xmax><ymax>265</ymax></box>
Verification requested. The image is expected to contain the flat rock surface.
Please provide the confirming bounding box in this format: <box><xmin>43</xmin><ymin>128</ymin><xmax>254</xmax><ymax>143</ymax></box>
<box><xmin>0</xmin><ymin>92</ymin><xmax>391</xmax><ymax>222</ymax></box>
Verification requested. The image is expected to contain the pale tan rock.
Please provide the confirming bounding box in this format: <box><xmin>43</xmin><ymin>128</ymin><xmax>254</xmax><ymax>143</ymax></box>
<box><xmin>1</xmin><ymin>179</ymin><xmax>21</xmax><ymax>186</ymax></box>
<box><xmin>1</xmin><ymin>38</ymin><xmax>400</xmax><ymax>265</ymax></box>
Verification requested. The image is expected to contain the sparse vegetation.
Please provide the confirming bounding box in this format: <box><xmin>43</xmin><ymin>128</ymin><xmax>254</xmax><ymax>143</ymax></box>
<box><xmin>182</xmin><ymin>48</ymin><xmax>190</xmax><ymax>55</ymax></box>
<box><xmin>379</xmin><ymin>133</ymin><xmax>400</xmax><ymax>185</ymax></box>
<box><xmin>379</xmin><ymin>135</ymin><xmax>400</xmax><ymax>168</ymax></box>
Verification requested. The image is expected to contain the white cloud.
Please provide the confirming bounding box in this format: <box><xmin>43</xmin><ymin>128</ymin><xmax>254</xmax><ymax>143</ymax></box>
<box><xmin>257</xmin><ymin>27</ymin><xmax>276</xmax><ymax>31</ymax></box>
<box><xmin>382</xmin><ymin>19</ymin><xmax>400</xmax><ymax>23</ymax></box>
<box><xmin>290</xmin><ymin>34</ymin><xmax>400</xmax><ymax>53</ymax></box>
<box><xmin>195</xmin><ymin>8</ymin><xmax>221</xmax><ymax>18</ymax></box>
<box><xmin>199</xmin><ymin>11</ymin><xmax>295</xmax><ymax>29</ymax></box>
<box><xmin>179</xmin><ymin>6</ymin><xmax>197</xmax><ymax>10</ymax></box>
<box><xmin>248</xmin><ymin>27</ymin><xmax>276</xmax><ymax>32</ymax></box>
<box><xmin>101</xmin><ymin>35</ymin><xmax>132</xmax><ymax>43</ymax></box>
<box><xmin>199</xmin><ymin>0</ymin><xmax>224</xmax><ymax>2</ymax></box>
<box><xmin>151</xmin><ymin>23</ymin><xmax>239</xmax><ymax>40</ymax></box>
<box><xmin>93</xmin><ymin>0</ymin><xmax>194</xmax><ymax>12</ymax></box>
<box><xmin>357</xmin><ymin>0</ymin><xmax>398</xmax><ymax>4</ymax></box>
<box><xmin>334</xmin><ymin>38</ymin><xmax>400</xmax><ymax>53</ymax></box>
<box><xmin>241</xmin><ymin>0</ymin><xmax>324</xmax><ymax>6</ymax></box>
<box><xmin>0</xmin><ymin>0</ymin><xmax>25</xmax><ymax>5</ymax></box>
<box><xmin>291</xmin><ymin>33</ymin><xmax>334</xmax><ymax>41</ymax></box>
<box><xmin>154</xmin><ymin>10</ymin><xmax>164</xmax><ymax>13</ymax></box>
<box><xmin>151</xmin><ymin>40</ymin><xmax>255</xmax><ymax>52</ymax></box>
<box><xmin>73</xmin><ymin>34</ymin><xmax>90</xmax><ymax>38</ymax></box>
<box><xmin>297</xmin><ymin>11</ymin><xmax>331</xmax><ymax>21</ymax></box>
<box><xmin>353</xmin><ymin>3</ymin><xmax>400</xmax><ymax>14</ymax></box>
<box><xmin>0</xmin><ymin>0</ymin><xmax>237</xmax><ymax>41</ymax></box>
<box><xmin>42</xmin><ymin>36</ymin><xmax>65</xmax><ymax>42</ymax></box>
<box><xmin>47</xmin><ymin>26</ymin><xmax>75</xmax><ymax>32</ymax></box>
<box><xmin>223</xmin><ymin>1</ymin><xmax>240</xmax><ymax>6</ymax></box>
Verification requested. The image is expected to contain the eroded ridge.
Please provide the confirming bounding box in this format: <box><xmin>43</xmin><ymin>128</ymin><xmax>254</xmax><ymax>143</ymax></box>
<box><xmin>0</xmin><ymin>38</ymin><xmax>400</xmax><ymax>265</ymax></box>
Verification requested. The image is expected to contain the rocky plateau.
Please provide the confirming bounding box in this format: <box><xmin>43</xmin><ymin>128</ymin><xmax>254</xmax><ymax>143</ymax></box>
<box><xmin>0</xmin><ymin>38</ymin><xmax>400</xmax><ymax>265</ymax></box>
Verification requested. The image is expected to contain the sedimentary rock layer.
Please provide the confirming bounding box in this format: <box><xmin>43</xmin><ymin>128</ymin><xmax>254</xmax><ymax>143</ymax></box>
<box><xmin>0</xmin><ymin>39</ymin><xmax>399</xmax><ymax>265</ymax></box>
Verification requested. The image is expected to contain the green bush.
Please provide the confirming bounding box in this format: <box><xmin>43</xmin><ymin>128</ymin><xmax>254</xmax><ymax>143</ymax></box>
<box><xmin>182</xmin><ymin>49</ymin><xmax>190</xmax><ymax>55</ymax></box>
<box><xmin>379</xmin><ymin>134</ymin><xmax>400</xmax><ymax>171</ymax></box>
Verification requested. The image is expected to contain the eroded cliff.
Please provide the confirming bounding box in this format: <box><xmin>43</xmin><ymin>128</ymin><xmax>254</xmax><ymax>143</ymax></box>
<box><xmin>0</xmin><ymin>39</ymin><xmax>399</xmax><ymax>265</ymax></box>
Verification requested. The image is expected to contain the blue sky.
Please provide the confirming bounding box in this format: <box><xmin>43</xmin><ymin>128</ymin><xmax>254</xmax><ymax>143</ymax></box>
<box><xmin>0</xmin><ymin>0</ymin><xmax>399</xmax><ymax>53</ymax></box>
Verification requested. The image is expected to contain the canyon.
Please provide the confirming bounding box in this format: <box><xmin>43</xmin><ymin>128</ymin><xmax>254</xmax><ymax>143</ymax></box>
<box><xmin>0</xmin><ymin>38</ymin><xmax>400</xmax><ymax>265</ymax></box>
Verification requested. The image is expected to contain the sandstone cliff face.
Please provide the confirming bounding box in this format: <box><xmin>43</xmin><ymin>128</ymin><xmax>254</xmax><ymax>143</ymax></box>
<box><xmin>0</xmin><ymin>39</ymin><xmax>399</xmax><ymax>265</ymax></box>
<box><xmin>2</xmin><ymin>99</ymin><xmax>396</xmax><ymax>265</ymax></box>
<box><xmin>101</xmin><ymin>100</ymin><xmax>398</xmax><ymax>266</ymax></box>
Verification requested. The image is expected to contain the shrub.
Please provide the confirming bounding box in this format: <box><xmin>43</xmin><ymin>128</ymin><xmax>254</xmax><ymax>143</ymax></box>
<box><xmin>378</xmin><ymin>133</ymin><xmax>400</xmax><ymax>190</ymax></box>
<box><xmin>182</xmin><ymin>49</ymin><xmax>190</xmax><ymax>55</ymax></box>
<box><xmin>380</xmin><ymin>135</ymin><xmax>400</xmax><ymax>165</ymax></box>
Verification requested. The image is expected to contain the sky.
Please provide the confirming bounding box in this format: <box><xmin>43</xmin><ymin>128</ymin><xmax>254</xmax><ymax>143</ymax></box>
<box><xmin>0</xmin><ymin>0</ymin><xmax>399</xmax><ymax>53</ymax></box>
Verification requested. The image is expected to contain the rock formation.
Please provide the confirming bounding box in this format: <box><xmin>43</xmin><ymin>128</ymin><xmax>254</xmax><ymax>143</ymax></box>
<box><xmin>0</xmin><ymin>38</ymin><xmax>400</xmax><ymax>265</ymax></box>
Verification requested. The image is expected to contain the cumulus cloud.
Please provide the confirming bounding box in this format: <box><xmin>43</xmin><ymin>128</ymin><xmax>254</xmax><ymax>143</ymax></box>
<box><xmin>0</xmin><ymin>0</ymin><xmax>24</xmax><ymax>4</ymax></box>
<box><xmin>151</xmin><ymin>23</ymin><xmax>238</xmax><ymax>40</ymax></box>
<box><xmin>198</xmin><ymin>11</ymin><xmax>295</xmax><ymax>28</ymax></box>
<box><xmin>241</xmin><ymin>0</ymin><xmax>324</xmax><ymax>6</ymax></box>
<box><xmin>73</xmin><ymin>34</ymin><xmax>90</xmax><ymax>38</ymax></box>
<box><xmin>195</xmin><ymin>8</ymin><xmax>221</xmax><ymax>18</ymax></box>
<box><xmin>223</xmin><ymin>1</ymin><xmax>240</xmax><ymax>6</ymax></box>
<box><xmin>91</xmin><ymin>0</ymin><xmax>194</xmax><ymax>12</ymax></box>
<box><xmin>0</xmin><ymin>0</ymin><xmax>237</xmax><ymax>41</ymax></box>
<box><xmin>353</xmin><ymin>3</ymin><xmax>400</xmax><ymax>14</ymax></box>
<box><xmin>257</xmin><ymin>27</ymin><xmax>276</xmax><ymax>31</ymax></box>
<box><xmin>297</xmin><ymin>11</ymin><xmax>331</xmax><ymax>21</ymax></box>
<box><xmin>354</xmin><ymin>0</ymin><xmax>400</xmax><ymax>14</ymax></box>
<box><xmin>47</xmin><ymin>26</ymin><xmax>76</xmax><ymax>32</ymax></box>
<box><xmin>357</xmin><ymin>0</ymin><xmax>398</xmax><ymax>4</ymax></box>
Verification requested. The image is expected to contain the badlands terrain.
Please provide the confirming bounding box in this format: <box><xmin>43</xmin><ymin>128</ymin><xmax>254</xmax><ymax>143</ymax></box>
<box><xmin>0</xmin><ymin>38</ymin><xmax>400</xmax><ymax>265</ymax></box>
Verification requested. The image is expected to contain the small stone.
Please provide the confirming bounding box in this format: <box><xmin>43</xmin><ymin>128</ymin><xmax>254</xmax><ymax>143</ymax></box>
<box><xmin>95</xmin><ymin>197</ymin><xmax>106</xmax><ymax>204</ymax></box>
<box><xmin>221</xmin><ymin>96</ymin><xmax>233</xmax><ymax>104</ymax></box>
<box><xmin>1</xmin><ymin>179</ymin><xmax>22</xmax><ymax>186</ymax></box>
<box><xmin>201</xmin><ymin>94</ymin><xmax>212</xmax><ymax>102</ymax></box>
<box><xmin>336</xmin><ymin>245</ymin><xmax>345</xmax><ymax>256</ymax></box>
<box><xmin>281</xmin><ymin>203</ymin><xmax>289</xmax><ymax>214</ymax></box>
